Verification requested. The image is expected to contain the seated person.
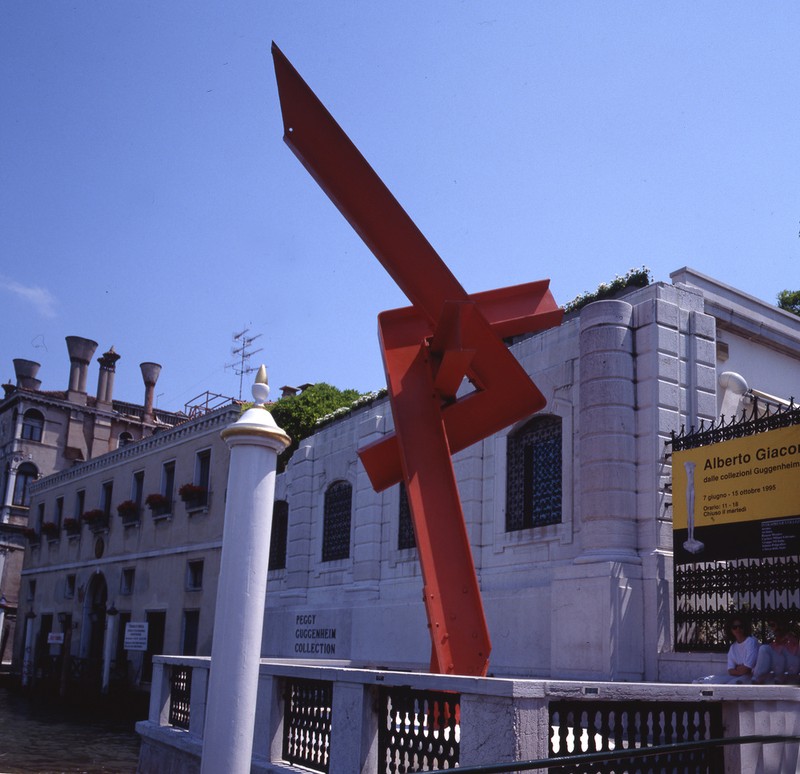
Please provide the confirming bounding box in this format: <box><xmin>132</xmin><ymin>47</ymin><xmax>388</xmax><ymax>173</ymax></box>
<box><xmin>779</xmin><ymin>626</ymin><xmax>799</xmax><ymax>684</ymax></box>
<box><xmin>694</xmin><ymin>615</ymin><xmax>759</xmax><ymax>684</ymax></box>
<box><xmin>753</xmin><ymin>617</ymin><xmax>788</xmax><ymax>684</ymax></box>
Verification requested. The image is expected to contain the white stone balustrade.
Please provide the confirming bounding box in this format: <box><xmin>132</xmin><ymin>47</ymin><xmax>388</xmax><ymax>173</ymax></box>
<box><xmin>137</xmin><ymin>656</ymin><xmax>800</xmax><ymax>774</ymax></box>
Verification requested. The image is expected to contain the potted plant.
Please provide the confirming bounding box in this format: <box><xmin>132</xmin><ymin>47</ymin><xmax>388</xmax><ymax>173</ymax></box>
<box><xmin>145</xmin><ymin>492</ymin><xmax>171</xmax><ymax>517</ymax></box>
<box><xmin>40</xmin><ymin>521</ymin><xmax>60</xmax><ymax>539</ymax></box>
<box><xmin>63</xmin><ymin>517</ymin><xmax>81</xmax><ymax>536</ymax></box>
<box><xmin>117</xmin><ymin>499</ymin><xmax>140</xmax><ymax>524</ymax></box>
<box><xmin>21</xmin><ymin>526</ymin><xmax>39</xmax><ymax>542</ymax></box>
<box><xmin>178</xmin><ymin>483</ymin><xmax>208</xmax><ymax>509</ymax></box>
<box><xmin>81</xmin><ymin>509</ymin><xmax>108</xmax><ymax>532</ymax></box>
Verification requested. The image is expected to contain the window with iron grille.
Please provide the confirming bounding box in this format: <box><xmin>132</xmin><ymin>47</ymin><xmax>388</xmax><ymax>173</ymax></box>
<box><xmin>506</xmin><ymin>414</ymin><xmax>562</xmax><ymax>531</ymax></box>
<box><xmin>322</xmin><ymin>481</ymin><xmax>352</xmax><ymax>562</ymax></box>
<box><xmin>397</xmin><ymin>482</ymin><xmax>416</xmax><ymax>550</ymax></box>
<box><xmin>269</xmin><ymin>499</ymin><xmax>289</xmax><ymax>571</ymax></box>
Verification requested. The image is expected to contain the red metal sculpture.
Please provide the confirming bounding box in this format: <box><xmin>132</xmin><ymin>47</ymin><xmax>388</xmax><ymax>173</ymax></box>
<box><xmin>272</xmin><ymin>44</ymin><xmax>563</xmax><ymax>676</ymax></box>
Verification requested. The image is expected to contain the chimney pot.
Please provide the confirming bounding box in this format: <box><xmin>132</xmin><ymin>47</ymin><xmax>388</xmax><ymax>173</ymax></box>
<box><xmin>65</xmin><ymin>336</ymin><xmax>98</xmax><ymax>395</ymax></box>
<box><xmin>13</xmin><ymin>359</ymin><xmax>41</xmax><ymax>391</ymax></box>
<box><xmin>140</xmin><ymin>362</ymin><xmax>162</xmax><ymax>421</ymax></box>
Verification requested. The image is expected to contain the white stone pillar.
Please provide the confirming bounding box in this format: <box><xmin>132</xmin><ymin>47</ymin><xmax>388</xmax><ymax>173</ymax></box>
<box><xmin>21</xmin><ymin>613</ymin><xmax>36</xmax><ymax>687</ymax></box>
<box><xmin>201</xmin><ymin>367</ymin><xmax>290</xmax><ymax>774</ymax></box>
<box><xmin>101</xmin><ymin>607</ymin><xmax>118</xmax><ymax>693</ymax></box>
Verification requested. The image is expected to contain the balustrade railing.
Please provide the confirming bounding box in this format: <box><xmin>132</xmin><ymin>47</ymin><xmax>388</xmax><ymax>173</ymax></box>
<box><xmin>549</xmin><ymin>700</ymin><xmax>723</xmax><ymax>773</ymax></box>
<box><xmin>378</xmin><ymin>686</ymin><xmax>460</xmax><ymax>773</ymax></box>
<box><xmin>137</xmin><ymin>659</ymin><xmax>800</xmax><ymax>774</ymax></box>
<box><xmin>282</xmin><ymin>677</ymin><xmax>332</xmax><ymax>773</ymax></box>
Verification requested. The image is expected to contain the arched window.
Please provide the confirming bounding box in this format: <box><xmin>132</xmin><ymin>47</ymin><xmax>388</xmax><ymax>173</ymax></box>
<box><xmin>322</xmin><ymin>481</ymin><xmax>352</xmax><ymax>562</ymax></box>
<box><xmin>13</xmin><ymin>462</ymin><xmax>38</xmax><ymax>507</ymax></box>
<box><xmin>118</xmin><ymin>431</ymin><xmax>133</xmax><ymax>448</ymax></box>
<box><xmin>505</xmin><ymin>414</ymin><xmax>562</xmax><ymax>531</ymax></box>
<box><xmin>269</xmin><ymin>500</ymin><xmax>289</xmax><ymax>571</ymax></box>
<box><xmin>21</xmin><ymin>409</ymin><xmax>44</xmax><ymax>442</ymax></box>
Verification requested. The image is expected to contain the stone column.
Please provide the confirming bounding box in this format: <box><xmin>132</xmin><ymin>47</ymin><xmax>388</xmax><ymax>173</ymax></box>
<box><xmin>577</xmin><ymin>300</ymin><xmax>638</xmax><ymax>563</ymax></box>
<box><xmin>551</xmin><ymin>300</ymin><xmax>643</xmax><ymax>681</ymax></box>
<box><xmin>101</xmin><ymin>606</ymin><xmax>118</xmax><ymax>693</ymax></box>
<box><xmin>21</xmin><ymin>612</ymin><xmax>36</xmax><ymax>687</ymax></box>
<box><xmin>201</xmin><ymin>367</ymin><xmax>290</xmax><ymax>774</ymax></box>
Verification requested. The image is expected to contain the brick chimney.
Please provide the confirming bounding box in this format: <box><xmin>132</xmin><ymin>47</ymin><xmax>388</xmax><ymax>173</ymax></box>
<box><xmin>96</xmin><ymin>347</ymin><xmax>121</xmax><ymax>406</ymax></box>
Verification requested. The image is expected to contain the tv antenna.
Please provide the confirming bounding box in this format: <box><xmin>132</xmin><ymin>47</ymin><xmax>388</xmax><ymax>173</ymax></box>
<box><xmin>226</xmin><ymin>327</ymin><xmax>264</xmax><ymax>400</ymax></box>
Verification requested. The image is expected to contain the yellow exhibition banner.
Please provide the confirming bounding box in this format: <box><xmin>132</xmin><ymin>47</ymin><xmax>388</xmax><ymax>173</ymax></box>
<box><xmin>672</xmin><ymin>424</ymin><xmax>800</xmax><ymax>563</ymax></box>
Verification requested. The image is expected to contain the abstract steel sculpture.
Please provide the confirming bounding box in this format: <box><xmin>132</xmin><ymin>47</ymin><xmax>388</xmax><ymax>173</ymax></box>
<box><xmin>272</xmin><ymin>44</ymin><xmax>563</xmax><ymax>676</ymax></box>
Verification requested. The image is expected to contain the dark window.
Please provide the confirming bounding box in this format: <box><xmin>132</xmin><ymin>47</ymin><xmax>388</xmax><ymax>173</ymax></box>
<box><xmin>36</xmin><ymin>502</ymin><xmax>45</xmax><ymax>531</ymax></box>
<box><xmin>12</xmin><ymin>462</ymin><xmax>38</xmax><ymax>507</ymax></box>
<box><xmin>55</xmin><ymin>497</ymin><xmax>64</xmax><ymax>529</ymax></box>
<box><xmin>269</xmin><ymin>500</ymin><xmax>289</xmax><ymax>571</ymax></box>
<box><xmin>75</xmin><ymin>489</ymin><xmax>85</xmax><ymax>520</ymax></box>
<box><xmin>398</xmin><ymin>482</ymin><xmax>416</xmax><ymax>550</ymax></box>
<box><xmin>65</xmin><ymin>574</ymin><xmax>76</xmax><ymax>599</ymax></box>
<box><xmin>118</xmin><ymin>431</ymin><xmax>133</xmax><ymax>448</ymax></box>
<box><xmin>101</xmin><ymin>481</ymin><xmax>113</xmax><ymax>518</ymax></box>
<box><xmin>506</xmin><ymin>414</ymin><xmax>562</xmax><ymax>531</ymax></box>
<box><xmin>322</xmin><ymin>481</ymin><xmax>352</xmax><ymax>562</ymax></box>
<box><xmin>186</xmin><ymin>560</ymin><xmax>204</xmax><ymax>590</ymax></box>
<box><xmin>132</xmin><ymin>471</ymin><xmax>144</xmax><ymax>510</ymax></box>
<box><xmin>143</xmin><ymin>611</ymin><xmax>166</xmax><ymax>683</ymax></box>
<box><xmin>21</xmin><ymin>409</ymin><xmax>44</xmax><ymax>442</ymax></box>
<box><xmin>182</xmin><ymin>610</ymin><xmax>200</xmax><ymax>656</ymax></box>
<box><xmin>162</xmin><ymin>461</ymin><xmax>175</xmax><ymax>503</ymax></box>
<box><xmin>121</xmin><ymin>568</ymin><xmax>135</xmax><ymax>595</ymax></box>
<box><xmin>196</xmin><ymin>449</ymin><xmax>211</xmax><ymax>490</ymax></box>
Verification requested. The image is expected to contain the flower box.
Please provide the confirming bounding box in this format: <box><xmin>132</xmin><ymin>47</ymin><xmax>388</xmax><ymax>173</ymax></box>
<box><xmin>63</xmin><ymin>517</ymin><xmax>81</xmax><ymax>536</ymax></box>
<box><xmin>178</xmin><ymin>483</ymin><xmax>208</xmax><ymax>509</ymax></box>
<box><xmin>146</xmin><ymin>493</ymin><xmax>172</xmax><ymax>518</ymax></box>
<box><xmin>40</xmin><ymin>521</ymin><xmax>60</xmax><ymax>539</ymax></box>
<box><xmin>117</xmin><ymin>500</ymin><xmax>140</xmax><ymax>524</ymax></box>
<box><xmin>81</xmin><ymin>509</ymin><xmax>109</xmax><ymax>532</ymax></box>
<box><xmin>21</xmin><ymin>526</ymin><xmax>39</xmax><ymax>542</ymax></box>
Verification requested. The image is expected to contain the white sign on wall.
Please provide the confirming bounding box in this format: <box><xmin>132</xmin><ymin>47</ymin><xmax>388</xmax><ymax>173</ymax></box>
<box><xmin>124</xmin><ymin>621</ymin><xmax>149</xmax><ymax>651</ymax></box>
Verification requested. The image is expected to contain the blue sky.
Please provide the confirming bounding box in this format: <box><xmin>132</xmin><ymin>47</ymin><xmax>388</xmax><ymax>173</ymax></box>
<box><xmin>2</xmin><ymin>2</ymin><xmax>799</xmax><ymax>412</ymax></box>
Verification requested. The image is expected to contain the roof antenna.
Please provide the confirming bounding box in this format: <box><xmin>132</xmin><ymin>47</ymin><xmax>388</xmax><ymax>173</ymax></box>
<box><xmin>226</xmin><ymin>327</ymin><xmax>263</xmax><ymax>400</ymax></box>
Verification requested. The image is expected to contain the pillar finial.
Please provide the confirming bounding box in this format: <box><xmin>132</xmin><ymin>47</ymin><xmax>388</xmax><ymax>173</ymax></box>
<box><xmin>252</xmin><ymin>365</ymin><xmax>269</xmax><ymax>405</ymax></box>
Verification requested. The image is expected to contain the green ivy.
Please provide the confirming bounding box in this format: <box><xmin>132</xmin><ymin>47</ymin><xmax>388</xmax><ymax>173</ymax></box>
<box><xmin>777</xmin><ymin>289</ymin><xmax>800</xmax><ymax>316</ymax></box>
<box><xmin>563</xmin><ymin>266</ymin><xmax>652</xmax><ymax>314</ymax></box>
<box><xmin>264</xmin><ymin>382</ymin><xmax>362</xmax><ymax>470</ymax></box>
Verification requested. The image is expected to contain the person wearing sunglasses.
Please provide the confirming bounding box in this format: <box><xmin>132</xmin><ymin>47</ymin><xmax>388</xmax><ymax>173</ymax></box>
<box><xmin>694</xmin><ymin>614</ymin><xmax>759</xmax><ymax>684</ymax></box>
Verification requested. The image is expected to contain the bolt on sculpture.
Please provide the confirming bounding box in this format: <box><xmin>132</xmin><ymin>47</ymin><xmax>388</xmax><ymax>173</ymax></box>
<box><xmin>272</xmin><ymin>43</ymin><xmax>563</xmax><ymax>676</ymax></box>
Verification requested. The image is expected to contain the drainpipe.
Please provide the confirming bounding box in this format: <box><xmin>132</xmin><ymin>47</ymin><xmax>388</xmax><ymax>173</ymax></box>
<box><xmin>201</xmin><ymin>367</ymin><xmax>290</xmax><ymax>774</ymax></box>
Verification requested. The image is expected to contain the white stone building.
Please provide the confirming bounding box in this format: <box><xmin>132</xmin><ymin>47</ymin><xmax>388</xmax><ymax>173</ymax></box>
<box><xmin>0</xmin><ymin>336</ymin><xmax>183</xmax><ymax>666</ymax></box>
<box><xmin>261</xmin><ymin>267</ymin><xmax>800</xmax><ymax>682</ymax></box>
<box><xmin>14</xmin><ymin>267</ymin><xmax>800</xmax><ymax>690</ymax></box>
<box><xmin>15</xmin><ymin>403</ymin><xmax>238</xmax><ymax>691</ymax></box>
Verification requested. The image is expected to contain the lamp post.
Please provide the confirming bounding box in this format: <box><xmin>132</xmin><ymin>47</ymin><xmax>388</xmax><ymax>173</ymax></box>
<box><xmin>200</xmin><ymin>366</ymin><xmax>290</xmax><ymax>774</ymax></box>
